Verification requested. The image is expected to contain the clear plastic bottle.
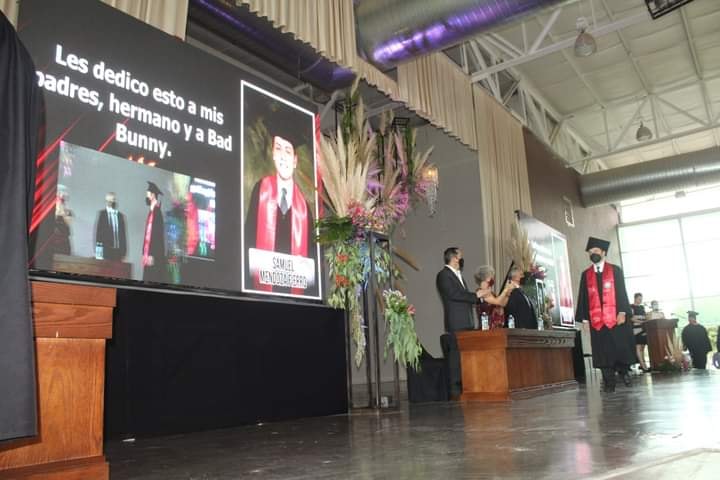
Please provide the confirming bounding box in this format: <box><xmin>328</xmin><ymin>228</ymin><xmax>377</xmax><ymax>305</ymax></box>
<box><xmin>95</xmin><ymin>242</ymin><xmax>104</xmax><ymax>260</ymax></box>
<box><xmin>507</xmin><ymin>314</ymin><xmax>515</xmax><ymax>329</ymax></box>
<box><xmin>481</xmin><ymin>312</ymin><xmax>489</xmax><ymax>331</ymax></box>
<box><xmin>537</xmin><ymin>317</ymin><xmax>544</xmax><ymax>331</ymax></box>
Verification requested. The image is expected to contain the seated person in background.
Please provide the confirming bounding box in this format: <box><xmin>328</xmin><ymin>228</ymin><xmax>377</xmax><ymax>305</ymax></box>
<box><xmin>504</xmin><ymin>265</ymin><xmax>537</xmax><ymax>329</ymax></box>
<box><xmin>631</xmin><ymin>292</ymin><xmax>650</xmax><ymax>372</ymax></box>
<box><xmin>474</xmin><ymin>265</ymin><xmax>515</xmax><ymax>329</ymax></box>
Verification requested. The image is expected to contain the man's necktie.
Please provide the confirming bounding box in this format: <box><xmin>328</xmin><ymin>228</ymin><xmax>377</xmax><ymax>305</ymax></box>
<box><xmin>280</xmin><ymin>188</ymin><xmax>289</xmax><ymax>215</ymax></box>
<box><xmin>112</xmin><ymin>211</ymin><xmax>119</xmax><ymax>248</ymax></box>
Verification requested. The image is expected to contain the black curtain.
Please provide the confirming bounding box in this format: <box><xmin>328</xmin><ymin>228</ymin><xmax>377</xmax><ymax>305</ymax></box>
<box><xmin>0</xmin><ymin>12</ymin><xmax>43</xmax><ymax>442</ymax></box>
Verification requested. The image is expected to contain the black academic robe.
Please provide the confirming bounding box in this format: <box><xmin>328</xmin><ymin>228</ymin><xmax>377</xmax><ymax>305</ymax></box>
<box><xmin>681</xmin><ymin>324</ymin><xmax>712</xmax><ymax>367</ymax></box>
<box><xmin>505</xmin><ymin>288</ymin><xmax>537</xmax><ymax>329</ymax></box>
<box><xmin>576</xmin><ymin>263</ymin><xmax>635</xmax><ymax>369</ymax></box>
<box><xmin>0</xmin><ymin>12</ymin><xmax>42</xmax><ymax>441</ymax></box>
<box><xmin>95</xmin><ymin>209</ymin><xmax>128</xmax><ymax>261</ymax></box>
<box><xmin>244</xmin><ymin>180</ymin><xmax>318</xmax><ymax>296</ymax></box>
<box><xmin>142</xmin><ymin>205</ymin><xmax>166</xmax><ymax>283</ymax></box>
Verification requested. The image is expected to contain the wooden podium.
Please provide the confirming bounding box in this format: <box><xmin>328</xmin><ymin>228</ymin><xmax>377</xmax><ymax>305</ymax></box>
<box><xmin>456</xmin><ymin>329</ymin><xmax>576</xmax><ymax>401</ymax></box>
<box><xmin>644</xmin><ymin>318</ymin><xmax>678</xmax><ymax>370</ymax></box>
<box><xmin>0</xmin><ymin>281</ymin><xmax>115</xmax><ymax>479</ymax></box>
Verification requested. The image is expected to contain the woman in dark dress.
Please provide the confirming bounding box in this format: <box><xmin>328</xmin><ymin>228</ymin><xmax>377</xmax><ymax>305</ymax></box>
<box><xmin>631</xmin><ymin>293</ymin><xmax>650</xmax><ymax>372</ymax></box>
<box><xmin>474</xmin><ymin>265</ymin><xmax>514</xmax><ymax>329</ymax></box>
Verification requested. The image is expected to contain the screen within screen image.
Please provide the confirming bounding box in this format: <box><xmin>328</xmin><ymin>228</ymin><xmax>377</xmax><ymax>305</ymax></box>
<box><xmin>21</xmin><ymin>0</ymin><xmax>322</xmax><ymax>300</ymax></box>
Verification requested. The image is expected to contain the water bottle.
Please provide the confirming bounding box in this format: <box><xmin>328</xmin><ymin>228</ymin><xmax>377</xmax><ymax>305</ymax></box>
<box><xmin>481</xmin><ymin>312</ymin><xmax>489</xmax><ymax>331</ymax></box>
<box><xmin>508</xmin><ymin>314</ymin><xmax>515</xmax><ymax>329</ymax></box>
<box><xmin>95</xmin><ymin>242</ymin><xmax>104</xmax><ymax>260</ymax></box>
<box><xmin>537</xmin><ymin>317</ymin><xmax>544</xmax><ymax>331</ymax></box>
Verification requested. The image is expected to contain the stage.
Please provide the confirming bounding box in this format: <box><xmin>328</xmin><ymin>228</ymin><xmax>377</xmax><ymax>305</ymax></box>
<box><xmin>106</xmin><ymin>371</ymin><xmax>720</xmax><ymax>479</ymax></box>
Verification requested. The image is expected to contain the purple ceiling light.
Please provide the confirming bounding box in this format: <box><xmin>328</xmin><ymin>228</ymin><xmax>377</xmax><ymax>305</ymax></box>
<box><xmin>355</xmin><ymin>0</ymin><xmax>567</xmax><ymax>70</ymax></box>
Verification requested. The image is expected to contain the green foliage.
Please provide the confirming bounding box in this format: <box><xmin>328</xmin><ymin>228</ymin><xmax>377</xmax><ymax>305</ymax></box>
<box><xmin>316</xmin><ymin>216</ymin><xmax>354</xmax><ymax>245</ymax></box>
<box><xmin>325</xmin><ymin>241</ymin><xmax>366</xmax><ymax>366</ymax></box>
<box><xmin>382</xmin><ymin>290</ymin><xmax>422</xmax><ymax>371</ymax></box>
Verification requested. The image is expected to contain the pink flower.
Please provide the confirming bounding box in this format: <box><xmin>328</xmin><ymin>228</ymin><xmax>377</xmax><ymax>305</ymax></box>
<box><xmin>407</xmin><ymin>304</ymin><xmax>416</xmax><ymax>316</ymax></box>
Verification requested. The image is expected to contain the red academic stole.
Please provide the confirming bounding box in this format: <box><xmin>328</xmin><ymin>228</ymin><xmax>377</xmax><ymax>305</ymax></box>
<box><xmin>585</xmin><ymin>263</ymin><xmax>617</xmax><ymax>331</ymax></box>
<box><xmin>142</xmin><ymin>207</ymin><xmax>155</xmax><ymax>267</ymax></box>
<box><xmin>254</xmin><ymin>176</ymin><xmax>308</xmax><ymax>294</ymax></box>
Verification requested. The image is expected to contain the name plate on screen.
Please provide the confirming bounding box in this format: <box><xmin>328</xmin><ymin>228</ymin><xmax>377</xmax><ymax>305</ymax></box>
<box><xmin>248</xmin><ymin>248</ymin><xmax>316</xmax><ymax>289</ymax></box>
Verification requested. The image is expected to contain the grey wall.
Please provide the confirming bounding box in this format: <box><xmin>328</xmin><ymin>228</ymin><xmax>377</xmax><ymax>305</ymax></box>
<box><xmin>523</xmin><ymin>129</ymin><xmax>621</xmax><ymax>296</ymax></box>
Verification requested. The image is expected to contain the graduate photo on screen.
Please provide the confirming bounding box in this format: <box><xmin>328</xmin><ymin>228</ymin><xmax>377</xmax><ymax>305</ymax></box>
<box><xmin>241</xmin><ymin>81</ymin><xmax>321</xmax><ymax>300</ymax></box>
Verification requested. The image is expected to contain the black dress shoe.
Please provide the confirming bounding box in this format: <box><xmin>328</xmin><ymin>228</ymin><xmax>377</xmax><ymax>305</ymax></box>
<box><xmin>622</xmin><ymin>373</ymin><xmax>632</xmax><ymax>386</ymax></box>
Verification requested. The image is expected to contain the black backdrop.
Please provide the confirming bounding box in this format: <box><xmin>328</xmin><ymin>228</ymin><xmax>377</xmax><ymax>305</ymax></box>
<box><xmin>105</xmin><ymin>289</ymin><xmax>347</xmax><ymax>437</ymax></box>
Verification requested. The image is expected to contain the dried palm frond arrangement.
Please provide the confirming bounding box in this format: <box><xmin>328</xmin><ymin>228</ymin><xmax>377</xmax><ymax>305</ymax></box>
<box><xmin>315</xmin><ymin>80</ymin><xmax>435</xmax><ymax>371</ymax></box>
<box><xmin>509</xmin><ymin>218</ymin><xmax>535</xmax><ymax>273</ymax></box>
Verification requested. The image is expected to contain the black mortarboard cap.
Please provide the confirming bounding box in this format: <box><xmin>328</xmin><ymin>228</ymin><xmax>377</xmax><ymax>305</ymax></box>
<box><xmin>586</xmin><ymin>237</ymin><xmax>610</xmax><ymax>252</ymax></box>
<box><xmin>146</xmin><ymin>181</ymin><xmax>163</xmax><ymax>196</ymax></box>
<box><xmin>687</xmin><ymin>310</ymin><xmax>698</xmax><ymax>317</ymax></box>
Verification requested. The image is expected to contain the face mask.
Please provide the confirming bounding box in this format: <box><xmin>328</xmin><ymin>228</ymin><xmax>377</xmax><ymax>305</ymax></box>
<box><xmin>487</xmin><ymin>278</ymin><xmax>495</xmax><ymax>288</ymax></box>
<box><xmin>590</xmin><ymin>253</ymin><xmax>602</xmax><ymax>264</ymax></box>
<box><xmin>145</xmin><ymin>197</ymin><xmax>151</xmax><ymax>206</ymax></box>
<box><xmin>458</xmin><ymin>258</ymin><xmax>465</xmax><ymax>270</ymax></box>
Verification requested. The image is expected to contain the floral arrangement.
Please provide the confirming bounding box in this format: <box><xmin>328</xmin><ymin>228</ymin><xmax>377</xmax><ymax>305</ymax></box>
<box><xmin>382</xmin><ymin>290</ymin><xmax>422</xmax><ymax>371</ymax></box>
<box><xmin>316</xmin><ymin>80</ymin><xmax>434</xmax><ymax>370</ymax></box>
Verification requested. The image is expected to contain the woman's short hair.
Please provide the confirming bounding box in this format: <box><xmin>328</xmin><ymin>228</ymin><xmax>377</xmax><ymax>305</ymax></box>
<box><xmin>509</xmin><ymin>265</ymin><xmax>523</xmax><ymax>278</ymax></box>
<box><xmin>474</xmin><ymin>265</ymin><xmax>495</xmax><ymax>285</ymax></box>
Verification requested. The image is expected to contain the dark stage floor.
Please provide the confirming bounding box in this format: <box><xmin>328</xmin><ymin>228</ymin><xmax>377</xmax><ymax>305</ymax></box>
<box><xmin>107</xmin><ymin>370</ymin><xmax>720</xmax><ymax>479</ymax></box>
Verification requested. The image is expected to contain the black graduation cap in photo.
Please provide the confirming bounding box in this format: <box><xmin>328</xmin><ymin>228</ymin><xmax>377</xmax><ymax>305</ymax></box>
<box><xmin>146</xmin><ymin>181</ymin><xmax>163</xmax><ymax>196</ymax></box>
<box><xmin>687</xmin><ymin>310</ymin><xmax>699</xmax><ymax>317</ymax></box>
<box><xmin>586</xmin><ymin>236</ymin><xmax>610</xmax><ymax>252</ymax></box>
<box><xmin>246</xmin><ymin>89</ymin><xmax>313</xmax><ymax>154</ymax></box>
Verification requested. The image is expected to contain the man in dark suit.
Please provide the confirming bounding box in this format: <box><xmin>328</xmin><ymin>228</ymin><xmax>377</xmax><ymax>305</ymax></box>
<box><xmin>505</xmin><ymin>265</ymin><xmax>538</xmax><ymax>329</ymax></box>
<box><xmin>95</xmin><ymin>192</ymin><xmax>127</xmax><ymax>261</ymax></box>
<box><xmin>436</xmin><ymin>247</ymin><xmax>484</xmax><ymax>398</ymax></box>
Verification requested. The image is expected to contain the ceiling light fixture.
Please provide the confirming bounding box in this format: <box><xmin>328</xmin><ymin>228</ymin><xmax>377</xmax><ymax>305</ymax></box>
<box><xmin>574</xmin><ymin>17</ymin><xmax>597</xmax><ymax>57</ymax></box>
<box><xmin>636</xmin><ymin>121</ymin><xmax>653</xmax><ymax>142</ymax></box>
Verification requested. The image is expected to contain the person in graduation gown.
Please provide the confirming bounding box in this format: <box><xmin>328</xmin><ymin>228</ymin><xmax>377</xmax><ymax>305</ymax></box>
<box><xmin>244</xmin><ymin>134</ymin><xmax>317</xmax><ymax>297</ymax></box>
<box><xmin>504</xmin><ymin>264</ymin><xmax>538</xmax><ymax>329</ymax></box>
<box><xmin>576</xmin><ymin>237</ymin><xmax>635</xmax><ymax>392</ymax></box>
<box><xmin>142</xmin><ymin>181</ymin><xmax>167</xmax><ymax>283</ymax></box>
<box><xmin>436</xmin><ymin>247</ymin><xmax>485</xmax><ymax>398</ymax></box>
<box><xmin>681</xmin><ymin>311</ymin><xmax>713</xmax><ymax>369</ymax></box>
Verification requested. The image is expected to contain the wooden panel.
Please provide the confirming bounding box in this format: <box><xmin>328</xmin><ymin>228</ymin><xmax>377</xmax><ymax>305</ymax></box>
<box><xmin>506</xmin><ymin>348</ymin><xmax>574</xmax><ymax>390</ymax></box>
<box><xmin>31</xmin><ymin>282</ymin><xmax>116</xmax><ymax>308</ymax></box>
<box><xmin>32</xmin><ymin>304</ymin><xmax>113</xmax><ymax>339</ymax></box>
<box><xmin>0</xmin><ymin>338</ymin><xmax>105</xmax><ymax>471</ymax></box>
<box><xmin>457</xmin><ymin>329</ymin><xmax>577</xmax><ymax>401</ymax></box>
<box><xmin>52</xmin><ymin>254</ymin><xmax>132</xmax><ymax>280</ymax></box>
<box><xmin>0</xmin><ymin>456</ymin><xmax>107</xmax><ymax>480</ymax></box>
<box><xmin>460</xmin><ymin>348</ymin><xmax>509</xmax><ymax>397</ymax></box>
<box><xmin>645</xmin><ymin>319</ymin><xmax>678</xmax><ymax>370</ymax></box>
<box><xmin>456</xmin><ymin>329</ymin><xmax>507</xmax><ymax>350</ymax></box>
<box><xmin>505</xmin><ymin>330</ymin><xmax>575</xmax><ymax>349</ymax></box>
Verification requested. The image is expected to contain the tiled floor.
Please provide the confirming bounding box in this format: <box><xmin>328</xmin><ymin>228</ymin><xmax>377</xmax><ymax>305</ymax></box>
<box><xmin>107</xmin><ymin>369</ymin><xmax>720</xmax><ymax>479</ymax></box>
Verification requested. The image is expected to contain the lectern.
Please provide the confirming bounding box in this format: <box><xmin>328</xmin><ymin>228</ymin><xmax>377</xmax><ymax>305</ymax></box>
<box><xmin>0</xmin><ymin>281</ymin><xmax>115</xmax><ymax>479</ymax></box>
<box><xmin>456</xmin><ymin>329</ymin><xmax>576</xmax><ymax>401</ymax></box>
<box><xmin>644</xmin><ymin>318</ymin><xmax>678</xmax><ymax>370</ymax></box>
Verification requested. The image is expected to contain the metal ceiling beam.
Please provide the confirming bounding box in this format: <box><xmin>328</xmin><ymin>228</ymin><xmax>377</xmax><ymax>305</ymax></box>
<box><xmin>679</xmin><ymin>7</ymin><xmax>720</xmax><ymax>148</ymax></box>
<box><xmin>568</xmin><ymin>120</ymin><xmax>720</xmax><ymax>166</ymax></box>
<box><xmin>564</xmin><ymin>72</ymin><xmax>720</xmax><ymax>117</ymax></box>
<box><xmin>528</xmin><ymin>7</ymin><xmax>561</xmax><ymax>54</ymax></box>
<box><xmin>470</xmin><ymin>10</ymin><xmax>649</xmax><ymax>82</ymax></box>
